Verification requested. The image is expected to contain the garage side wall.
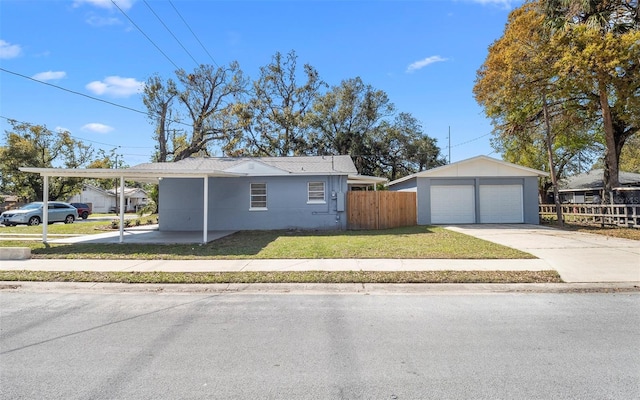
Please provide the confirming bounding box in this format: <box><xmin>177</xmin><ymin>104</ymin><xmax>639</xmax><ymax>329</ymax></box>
<box><xmin>520</xmin><ymin>176</ymin><xmax>540</xmax><ymax>224</ymax></box>
<box><xmin>159</xmin><ymin>175</ymin><xmax>349</xmax><ymax>231</ymax></box>
<box><xmin>158</xmin><ymin>178</ymin><xmax>203</xmax><ymax>231</ymax></box>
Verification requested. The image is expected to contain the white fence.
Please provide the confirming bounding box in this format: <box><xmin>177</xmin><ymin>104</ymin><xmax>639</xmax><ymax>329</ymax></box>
<box><xmin>539</xmin><ymin>204</ymin><xmax>640</xmax><ymax>228</ymax></box>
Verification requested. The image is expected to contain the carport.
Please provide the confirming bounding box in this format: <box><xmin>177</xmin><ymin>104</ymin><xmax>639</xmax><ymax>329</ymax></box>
<box><xmin>20</xmin><ymin>166</ymin><xmax>245</xmax><ymax>244</ymax></box>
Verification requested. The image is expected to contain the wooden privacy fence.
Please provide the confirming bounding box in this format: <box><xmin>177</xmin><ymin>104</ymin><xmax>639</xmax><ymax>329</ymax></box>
<box><xmin>539</xmin><ymin>204</ymin><xmax>640</xmax><ymax>228</ymax></box>
<box><xmin>347</xmin><ymin>191</ymin><xmax>417</xmax><ymax>230</ymax></box>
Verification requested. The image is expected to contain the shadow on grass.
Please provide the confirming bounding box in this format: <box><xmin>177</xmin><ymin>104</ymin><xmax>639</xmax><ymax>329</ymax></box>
<box><xmin>32</xmin><ymin>230</ymin><xmax>281</xmax><ymax>258</ymax></box>
<box><xmin>284</xmin><ymin>225</ymin><xmax>437</xmax><ymax>237</ymax></box>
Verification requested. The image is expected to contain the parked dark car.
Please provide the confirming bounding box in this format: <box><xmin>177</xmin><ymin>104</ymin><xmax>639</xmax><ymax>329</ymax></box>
<box><xmin>70</xmin><ymin>202</ymin><xmax>92</xmax><ymax>219</ymax></box>
<box><xmin>0</xmin><ymin>201</ymin><xmax>78</xmax><ymax>226</ymax></box>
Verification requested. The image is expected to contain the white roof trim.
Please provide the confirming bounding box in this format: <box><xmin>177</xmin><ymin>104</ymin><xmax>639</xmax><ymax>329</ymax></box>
<box><xmin>348</xmin><ymin>174</ymin><xmax>388</xmax><ymax>185</ymax></box>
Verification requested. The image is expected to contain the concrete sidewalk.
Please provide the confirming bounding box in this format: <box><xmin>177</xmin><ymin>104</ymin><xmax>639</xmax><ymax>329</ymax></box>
<box><xmin>0</xmin><ymin>258</ymin><xmax>550</xmax><ymax>273</ymax></box>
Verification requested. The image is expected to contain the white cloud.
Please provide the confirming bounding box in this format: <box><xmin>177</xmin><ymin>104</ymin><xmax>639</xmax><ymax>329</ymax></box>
<box><xmin>406</xmin><ymin>56</ymin><xmax>448</xmax><ymax>73</ymax></box>
<box><xmin>32</xmin><ymin>71</ymin><xmax>67</xmax><ymax>81</ymax></box>
<box><xmin>466</xmin><ymin>0</ymin><xmax>517</xmax><ymax>8</ymax></box>
<box><xmin>55</xmin><ymin>126</ymin><xmax>71</xmax><ymax>133</ymax></box>
<box><xmin>86</xmin><ymin>16</ymin><xmax>122</xmax><ymax>27</ymax></box>
<box><xmin>85</xmin><ymin>76</ymin><xmax>143</xmax><ymax>97</ymax></box>
<box><xmin>81</xmin><ymin>123</ymin><xmax>114</xmax><ymax>134</ymax></box>
<box><xmin>73</xmin><ymin>0</ymin><xmax>134</xmax><ymax>10</ymax></box>
<box><xmin>0</xmin><ymin>40</ymin><xmax>22</xmax><ymax>59</ymax></box>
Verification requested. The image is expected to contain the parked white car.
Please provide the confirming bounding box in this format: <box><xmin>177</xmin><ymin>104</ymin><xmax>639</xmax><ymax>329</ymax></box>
<box><xmin>0</xmin><ymin>201</ymin><xmax>78</xmax><ymax>226</ymax></box>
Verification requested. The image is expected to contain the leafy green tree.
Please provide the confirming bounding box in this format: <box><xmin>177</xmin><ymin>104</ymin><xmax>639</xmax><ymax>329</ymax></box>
<box><xmin>475</xmin><ymin>1</ymin><xmax>573</xmax><ymax>221</ymax></box>
<box><xmin>543</xmin><ymin>0</ymin><xmax>640</xmax><ymax>194</ymax></box>
<box><xmin>370</xmin><ymin>113</ymin><xmax>445</xmax><ymax>180</ymax></box>
<box><xmin>620</xmin><ymin>133</ymin><xmax>640</xmax><ymax>173</ymax></box>
<box><xmin>0</xmin><ymin>120</ymin><xmax>94</xmax><ymax>201</ymax></box>
<box><xmin>307</xmin><ymin>77</ymin><xmax>395</xmax><ymax>175</ymax></box>
<box><xmin>83</xmin><ymin>148</ymin><xmax>131</xmax><ymax>191</ymax></box>
<box><xmin>231</xmin><ymin>50</ymin><xmax>324</xmax><ymax>156</ymax></box>
<box><xmin>142</xmin><ymin>53</ymin><xmax>445</xmax><ymax>180</ymax></box>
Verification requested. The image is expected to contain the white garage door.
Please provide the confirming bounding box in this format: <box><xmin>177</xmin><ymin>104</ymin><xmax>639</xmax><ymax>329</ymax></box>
<box><xmin>430</xmin><ymin>185</ymin><xmax>475</xmax><ymax>224</ymax></box>
<box><xmin>479</xmin><ymin>185</ymin><xmax>523</xmax><ymax>223</ymax></box>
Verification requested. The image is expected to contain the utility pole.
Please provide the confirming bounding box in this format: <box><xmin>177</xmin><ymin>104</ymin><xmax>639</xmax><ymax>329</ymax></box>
<box><xmin>448</xmin><ymin>126</ymin><xmax>451</xmax><ymax>164</ymax></box>
<box><xmin>113</xmin><ymin>147</ymin><xmax>121</xmax><ymax>213</ymax></box>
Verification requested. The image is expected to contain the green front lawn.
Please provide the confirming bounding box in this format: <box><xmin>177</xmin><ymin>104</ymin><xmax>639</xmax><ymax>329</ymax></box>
<box><xmin>0</xmin><ymin>215</ymin><xmax>157</xmax><ymax>236</ymax></box>
<box><xmin>1</xmin><ymin>226</ymin><xmax>535</xmax><ymax>260</ymax></box>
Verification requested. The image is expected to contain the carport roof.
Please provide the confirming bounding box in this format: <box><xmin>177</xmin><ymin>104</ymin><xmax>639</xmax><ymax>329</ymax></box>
<box><xmin>19</xmin><ymin>166</ymin><xmax>243</xmax><ymax>183</ymax></box>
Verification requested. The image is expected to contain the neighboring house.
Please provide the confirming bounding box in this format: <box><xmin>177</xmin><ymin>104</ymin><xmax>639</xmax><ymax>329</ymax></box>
<box><xmin>67</xmin><ymin>184</ymin><xmax>149</xmax><ymax>213</ymax></box>
<box><xmin>0</xmin><ymin>194</ymin><xmax>20</xmax><ymax>213</ymax></box>
<box><xmin>558</xmin><ymin>169</ymin><xmax>640</xmax><ymax>204</ymax></box>
<box><xmin>387</xmin><ymin>155</ymin><xmax>547</xmax><ymax>225</ymax></box>
<box><xmin>108</xmin><ymin>187</ymin><xmax>149</xmax><ymax>212</ymax></box>
<box><xmin>130</xmin><ymin>155</ymin><xmax>381</xmax><ymax>231</ymax></box>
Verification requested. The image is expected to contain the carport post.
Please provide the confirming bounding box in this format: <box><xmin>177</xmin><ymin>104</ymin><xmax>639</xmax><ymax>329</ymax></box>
<box><xmin>42</xmin><ymin>175</ymin><xmax>49</xmax><ymax>243</ymax></box>
<box><xmin>203</xmin><ymin>176</ymin><xmax>208</xmax><ymax>244</ymax></box>
<box><xmin>119</xmin><ymin>176</ymin><xmax>125</xmax><ymax>243</ymax></box>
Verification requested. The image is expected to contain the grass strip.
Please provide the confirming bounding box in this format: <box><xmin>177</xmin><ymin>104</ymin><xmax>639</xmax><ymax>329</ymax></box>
<box><xmin>0</xmin><ymin>270</ymin><xmax>562</xmax><ymax>284</ymax></box>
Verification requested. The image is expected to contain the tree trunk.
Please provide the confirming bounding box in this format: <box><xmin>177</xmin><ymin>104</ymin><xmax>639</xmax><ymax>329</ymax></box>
<box><xmin>156</xmin><ymin>103</ymin><xmax>168</xmax><ymax>162</ymax></box>
<box><xmin>543</xmin><ymin>94</ymin><xmax>563</xmax><ymax>227</ymax></box>
<box><xmin>598</xmin><ymin>82</ymin><xmax>620</xmax><ymax>202</ymax></box>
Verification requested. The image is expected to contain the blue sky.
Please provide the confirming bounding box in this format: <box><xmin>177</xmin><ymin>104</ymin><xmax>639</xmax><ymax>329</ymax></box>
<box><xmin>0</xmin><ymin>0</ymin><xmax>522</xmax><ymax>166</ymax></box>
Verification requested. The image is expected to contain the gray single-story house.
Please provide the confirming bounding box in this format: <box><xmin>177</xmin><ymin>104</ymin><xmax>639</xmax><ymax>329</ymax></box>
<box><xmin>130</xmin><ymin>155</ymin><xmax>384</xmax><ymax>232</ymax></box>
<box><xmin>21</xmin><ymin>155</ymin><xmax>385</xmax><ymax>243</ymax></box>
<box><xmin>558</xmin><ymin>169</ymin><xmax>640</xmax><ymax>204</ymax></box>
<box><xmin>387</xmin><ymin>155</ymin><xmax>548</xmax><ymax>225</ymax></box>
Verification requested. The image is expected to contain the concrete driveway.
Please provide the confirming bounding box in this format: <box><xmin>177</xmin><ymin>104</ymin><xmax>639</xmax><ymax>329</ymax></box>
<box><xmin>447</xmin><ymin>224</ymin><xmax>640</xmax><ymax>283</ymax></box>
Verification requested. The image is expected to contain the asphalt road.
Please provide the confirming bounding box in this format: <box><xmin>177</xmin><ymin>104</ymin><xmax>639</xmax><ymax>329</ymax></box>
<box><xmin>1</xmin><ymin>290</ymin><xmax>639</xmax><ymax>399</ymax></box>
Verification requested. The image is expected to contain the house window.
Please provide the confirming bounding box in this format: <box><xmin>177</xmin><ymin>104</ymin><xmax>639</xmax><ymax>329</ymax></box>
<box><xmin>250</xmin><ymin>183</ymin><xmax>267</xmax><ymax>210</ymax></box>
<box><xmin>308</xmin><ymin>181</ymin><xmax>325</xmax><ymax>203</ymax></box>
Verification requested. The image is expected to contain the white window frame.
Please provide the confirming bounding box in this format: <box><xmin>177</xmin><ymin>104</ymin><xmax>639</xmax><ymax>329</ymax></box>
<box><xmin>250</xmin><ymin>182</ymin><xmax>267</xmax><ymax>210</ymax></box>
<box><xmin>307</xmin><ymin>181</ymin><xmax>326</xmax><ymax>204</ymax></box>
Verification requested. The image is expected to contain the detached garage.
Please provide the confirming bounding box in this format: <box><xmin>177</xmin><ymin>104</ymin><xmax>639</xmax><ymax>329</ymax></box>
<box><xmin>388</xmin><ymin>156</ymin><xmax>547</xmax><ymax>225</ymax></box>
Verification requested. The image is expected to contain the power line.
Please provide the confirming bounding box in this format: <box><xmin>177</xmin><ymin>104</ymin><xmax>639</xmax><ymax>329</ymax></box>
<box><xmin>0</xmin><ymin>67</ymin><xmax>191</xmax><ymax>127</ymax></box>
<box><xmin>143</xmin><ymin>0</ymin><xmax>200</xmax><ymax>68</ymax></box>
<box><xmin>443</xmin><ymin>132</ymin><xmax>492</xmax><ymax>149</ymax></box>
<box><xmin>110</xmin><ymin>0</ymin><xmax>181</xmax><ymax>70</ymax></box>
<box><xmin>169</xmin><ymin>0</ymin><xmax>219</xmax><ymax>67</ymax></box>
<box><xmin>0</xmin><ymin>116</ymin><xmax>155</xmax><ymax>150</ymax></box>
<box><xmin>0</xmin><ymin>68</ymin><xmax>148</xmax><ymax>116</ymax></box>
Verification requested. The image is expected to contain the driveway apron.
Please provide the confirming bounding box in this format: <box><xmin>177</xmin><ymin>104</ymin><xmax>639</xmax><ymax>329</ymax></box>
<box><xmin>447</xmin><ymin>224</ymin><xmax>640</xmax><ymax>283</ymax></box>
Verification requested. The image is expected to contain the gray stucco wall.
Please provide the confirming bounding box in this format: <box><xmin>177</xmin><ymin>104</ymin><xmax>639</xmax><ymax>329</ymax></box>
<box><xmin>159</xmin><ymin>175</ymin><xmax>348</xmax><ymax>231</ymax></box>
<box><xmin>391</xmin><ymin>176</ymin><xmax>540</xmax><ymax>225</ymax></box>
